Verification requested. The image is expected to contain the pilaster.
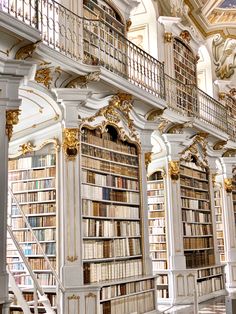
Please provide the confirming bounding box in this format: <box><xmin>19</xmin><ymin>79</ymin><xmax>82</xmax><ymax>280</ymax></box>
<box><xmin>0</xmin><ymin>59</ymin><xmax>33</xmax><ymax>313</ymax></box>
<box><xmin>220</xmin><ymin>157</ymin><xmax>236</xmax><ymax>289</ymax></box>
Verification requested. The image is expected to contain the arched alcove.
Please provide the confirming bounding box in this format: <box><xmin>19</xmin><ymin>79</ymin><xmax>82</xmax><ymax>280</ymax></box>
<box><xmin>128</xmin><ymin>0</ymin><xmax>159</xmax><ymax>58</ymax></box>
<box><xmin>197</xmin><ymin>45</ymin><xmax>213</xmax><ymax>97</ymax></box>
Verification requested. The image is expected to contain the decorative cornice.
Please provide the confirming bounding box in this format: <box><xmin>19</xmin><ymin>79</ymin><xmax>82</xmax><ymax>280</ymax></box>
<box><xmin>164</xmin><ymin>32</ymin><xmax>173</xmax><ymax>43</ymax></box>
<box><xmin>169</xmin><ymin>161</ymin><xmax>180</xmax><ymax>180</ymax></box>
<box><xmin>224</xmin><ymin>178</ymin><xmax>233</xmax><ymax>193</ymax></box>
<box><xmin>63</xmin><ymin>129</ymin><xmax>80</xmax><ymax>160</ymax></box>
<box><xmin>6</xmin><ymin>110</ymin><xmax>21</xmax><ymax>141</ymax></box>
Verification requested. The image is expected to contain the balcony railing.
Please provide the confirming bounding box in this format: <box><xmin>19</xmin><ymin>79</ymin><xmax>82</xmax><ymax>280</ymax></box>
<box><xmin>1</xmin><ymin>0</ymin><xmax>235</xmax><ymax>138</ymax></box>
<box><xmin>165</xmin><ymin>75</ymin><xmax>229</xmax><ymax>134</ymax></box>
<box><xmin>1</xmin><ymin>0</ymin><xmax>165</xmax><ymax>99</ymax></box>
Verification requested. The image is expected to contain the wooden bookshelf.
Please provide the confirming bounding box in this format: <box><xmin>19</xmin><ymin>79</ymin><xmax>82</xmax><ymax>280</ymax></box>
<box><xmin>8</xmin><ymin>144</ymin><xmax>57</xmax><ymax>311</ymax></box>
<box><xmin>81</xmin><ymin>125</ymin><xmax>156</xmax><ymax>313</ymax></box>
<box><xmin>180</xmin><ymin>161</ymin><xmax>215</xmax><ymax>268</ymax></box>
<box><xmin>147</xmin><ymin>171</ymin><xmax>168</xmax><ymax>300</ymax></box>
<box><xmin>214</xmin><ymin>188</ymin><xmax>225</xmax><ymax>262</ymax></box>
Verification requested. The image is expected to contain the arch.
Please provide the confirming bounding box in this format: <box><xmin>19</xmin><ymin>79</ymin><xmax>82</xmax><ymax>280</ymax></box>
<box><xmin>128</xmin><ymin>0</ymin><xmax>159</xmax><ymax>58</ymax></box>
<box><xmin>197</xmin><ymin>45</ymin><xmax>213</xmax><ymax>97</ymax></box>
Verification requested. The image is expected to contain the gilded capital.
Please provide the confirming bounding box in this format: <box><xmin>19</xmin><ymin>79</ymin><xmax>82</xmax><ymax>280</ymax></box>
<box><xmin>6</xmin><ymin>109</ymin><xmax>21</xmax><ymax>141</ymax></box>
<box><xmin>169</xmin><ymin>161</ymin><xmax>180</xmax><ymax>180</ymax></box>
<box><xmin>164</xmin><ymin>32</ymin><xmax>173</xmax><ymax>43</ymax></box>
<box><xmin>145</xmin><ymin>152</ymin><xmax>153</xmax><ymax>169</ymax></box>
<box><xmin>63</xmin><ymin>128</ymin><xmax>80</xmax><ymax>159</ymax></box>
<box><xmin>224</xmin><ymin>178</ymin><xmax>232</xmax><ymax>193</ymax></box>
<box><xmin>218</xmin><ymin>92</ymin><xmax>226</xmax><ymax>100</ymax></box>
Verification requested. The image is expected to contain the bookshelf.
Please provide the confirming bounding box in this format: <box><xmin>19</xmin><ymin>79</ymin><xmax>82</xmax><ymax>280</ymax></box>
<box><xmin>8</xmin><ymin>143</ymin><xmax>57</xmax><ymax>312</ymax></box>
<box><xmin>81</xmin><ymin>125</ymin><xmax>156</xmax><ymax>313</ymax></box>
<box><xmin>147</xmin><ymin>171</ymin><xmax>169</xmax><ymax>301</ymax></box>
<box><xmin>233</xmin><ymin>177</ymin><xmax>236</xmax><ymax>234</ymax></box>
<box><xmin>214</xmin><ymin>187</ymin><xmax>225</xmax><ymax>262</ymax></box>
<box><xmin>180</xmin><ymin>160</ymin><xmax>224</xmax><ymax>297</ymax></box>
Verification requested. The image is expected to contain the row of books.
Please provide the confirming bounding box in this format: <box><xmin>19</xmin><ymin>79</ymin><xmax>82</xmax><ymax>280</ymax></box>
<box><xmin>11</xmin><ymin>178</ymin><xmax>55</xmax><ymax>192</ymax></box>
<box><xmin>217</xmin><ymin>238</ymin><xmax>224</xmax><ymax>246</ymax></box>
<box><xmin>11</xmin><ymin>203</ymin><xmax>56</xmax><ymax>215</ymax></box>
<box><xmin>101</xmin><ymin>291</ymin><xmax>155</xmax><ymax>314</ymax></box>
<box><xmin>13</xmin><ymin>228</ymin><xmax>56</xmax><ymax>242</ymax></box>
<box><xmin>197</xmin><ymin>266</ymin><xmax>223</xmax><ymax>278</ymax></box>
<box><xmin>214</xmin><ymin>199</ymin><xmax>221</xmax><ymax>207</ymax></box>
<box><xmin>183</xmin><ymin>223</ymin><xmax>213</xmax><ymax>236</ymax></box>
<box><xmin>147</xmin><ymin>190</ymin><xmax>164</xmax><ymax>197</ymax></box>
<box><xmin>184</xmin><ymin>237</ymin><xmax>214</xmax><ymax>249</ymax></box>
<box><xmin>7</xmin><ymin>257</ymin><xmax>56</xmax><ymax>270</ymax></box>
<box><xmin>148</xmin><ymin>197</ymin><xmax>165</xmax><ymax>205</ymax></box>
<box><xmin>12</xmin><ymin>216</ymin><xmax>56</xmax><ymax>228</ymax></box>
<box><xmin>148</xmin><ymin>203</ymin><xmax>164</xmax><ymax>211</ymax></box>
<box><xmin>20</xmin><ymin>242</ymin><xmax>56</xmax><ymax>255</ymax></box>
<box><xmin>180</xmin><ymin>177</ymin><xmax>208</xmax><ymax>190</ymax></box>
<box><xmin>180</xmin><ymin>166</ymin><xmax>207</xmax><ymax>181</ymax></box>
<box><xmin>150</xmin><ymin>243</ymin><xmax>167</xmax><ymax>251</ymax></box>
<box><xmin>182</xmin><ymin>209</ymin><xmax>211</xmax><ymax>223</ymax></box>
<box><xmin>9</xmin><ymin>155</ymin><xmax>56</xmax><ymax>170</ymax></box>
<box><xmin>149</xmin><ymin>235</ymin><xmax>166</xmax><ymax>243</ymax></box>
<box><xmin>157</xmin><ymin>274</ymin><xmax>168</xmax><ymax>285</ymax></box>
<box><xmin>149</xmin><ymin>211</ymin><xmax>165</xmax><ymax>218</ymax></box>
<box><xmin>9</xmin><ymin>167</ymin><xmax>56</xmax><ymax>181</ymax></box>
<box><xmin>83</xmin><ymin>238</ymin><xmax>141</xmax><ymax>259</ymax></box>
<box><xmin>147</xmin><ymin>182</ymin><xmax>164</xmax><ymax>190</ymax></box>
<box><xmin>81</xmin><ymin>144</ymin><xmax>138</xmax><ymax>166</ymax></box>
<box><xmin>82</xmin><ymin>156</ymin><xmax>139</xmax><ymax>178</ymax></box>
<box><xmin>198</xmin><ymin>276</ymin><xmax>223</xmax><ymax>296</ymax></box>
<box><xmin>81</xmin><ymin>128</ymin><xmax>137</xmax><ymax>155</ymax></box>
<box><xmin>181</xmin><ymin>161</ymin><xmax>206</xmax><ymax>172</ymax></box>
<box><xmin>185</xmin><ymin>251</ymin><xmax>215</xmax><ymax>268</ymax></box>
<box><xmin>149</xmin><ymin>226</ymin><xmax>165</xmax><ymax>235</ymax></box>
<box><xmin>13</xmin><ymin>191</ymin><xmax>56</xmax><ymax>203</ymax></box>
<box><xmin>149</xmin><ymin>218</ymin><xmax>165</xmax><ymax>227</ymax></box>
<box><xmin>181</xmin><ymin>198</ymin><xmax>209</xmax><ymax>210</ymax></box>
<box><xmin>100</xmin><ymin>278</ymin><xmax>154</xmax><ymax>300</ymax></box>
<box><xmin>181</xmin><ymin>188</ymin><xmax>208</xmax><ymax>200</ymax></box>
<box><xmin>14</xmin><ymin>273</ymin><xmax>56</xmax><ymax>286</ymax></box>
<box><xmin>83</xmin><ymin>219</ymin><xmax>140</xmax><ymax>237</ymax></box>
<box><xmin>11</xmin><ymin>292</ymin><xmax>56</xmax><ymax>306</ymax></box>
<box><xmin>82</xmin><ymin>184</ymin><xmax>140</xmax><ymax>204</ymax></box>
<box><xmin>82</xmin><ymin>170</ymin><xmax>139</xmax><ymax>190</ymax></box>
<box><xmin>150</xmin><ymin>251</ymin><xmax>167</xmax><ymax>259</ymax></box>
<box><xmin>83</xmin><ymin>259</ymin><xmax>142</xmax><ymax>283</ymax></box>
<box><xmin>157</xmin><ymin>289</ymin><xmax>169</xmax><ymax>298</ymax></box>
<box><xmin>153</xmin><ymin>260</ymin><xmax>167</xmax><ymax>270</ymax></box>
<box><xmin>82</xmin><ymin>200</ymin><xmax>140</xmax><ymax>219</ymax></box>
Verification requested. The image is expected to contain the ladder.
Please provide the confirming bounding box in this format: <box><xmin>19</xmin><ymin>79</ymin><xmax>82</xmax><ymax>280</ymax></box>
<box><xmin>7</xmin><ymin>187</ymin><xmax>64</xmax><ymax>313</ymax></box>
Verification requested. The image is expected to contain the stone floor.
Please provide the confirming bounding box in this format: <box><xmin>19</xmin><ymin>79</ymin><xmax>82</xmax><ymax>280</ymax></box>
<box><xmin>158</xmin><ymin>296</ymin><xmax>226</xmax><ymax>313</ymax></box>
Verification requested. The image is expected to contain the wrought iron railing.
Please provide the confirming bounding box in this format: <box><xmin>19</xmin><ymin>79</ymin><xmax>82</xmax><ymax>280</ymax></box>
<box><xmin>165</xmin><ymin>74</ymin><xmax>228</xmax><ymax>134</ymax></box>
<box><xmin>1</xmin><ymin>0</ymin><xmax>235</xmax><ymax>137</ymax></box>
<box><xmin>1</xmin><ymin>0</ymin><xmax>165</xmax><ymax>99</ymax></box>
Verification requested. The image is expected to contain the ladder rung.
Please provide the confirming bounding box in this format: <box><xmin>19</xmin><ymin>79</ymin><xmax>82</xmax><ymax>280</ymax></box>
<box><xmin>27</xmin><ymin>301</ymin><xmax>36</xmax><ymax>305</ymax></box>
<box><xmin>14</xmin><ymin>273</ymin><xmax>29</xmax><ymax>278</ymax></box>
<box><xmin>7</xmin><ymin>261</ymin><xmax>23</xmax><ymax>265</ymax></box>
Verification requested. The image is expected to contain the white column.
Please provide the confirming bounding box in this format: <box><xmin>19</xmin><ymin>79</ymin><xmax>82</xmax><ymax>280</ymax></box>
<box><xmin>0</xmin><ymin>59</ymin><xmax>33</xmax><ymax>314</ymax></box>
<box><xmin>220</xmin><ymin>157</ymin><xmax>236</xmax><ymax>289</ymax></box>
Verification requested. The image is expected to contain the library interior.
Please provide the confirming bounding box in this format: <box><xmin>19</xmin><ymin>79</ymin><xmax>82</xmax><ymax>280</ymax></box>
<box><xmin>1</xmin><ymin>0</ymin><xmax>236</xmax><ymax>313</ymax></box>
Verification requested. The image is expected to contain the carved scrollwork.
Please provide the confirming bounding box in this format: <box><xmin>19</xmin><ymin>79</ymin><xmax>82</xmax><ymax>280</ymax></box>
<box><xmin>15</xmin><ymin>40</ymin><xmax>41</xmax><ymax>60</ymax></box>
<box><xmin>19</xmin><ymin>142</ymin><xmax>36</xmax><ymax>155</ymax></box>
<box><xmin>63</xmin><ymin>129</ymin><xmax>80</xmax><ymax>160</ymax></box>
<box><xmin>65</xmin><ymin>71</ymin><xmax>101</xmax><ymax>88</ymax></box>
<box><xmin>169</xmin><ymin>161</ymin><xmax>180</xmax><ymax>180</ymax></box>
<box><xmin>224</xmin><ymin>178</ymin><xmax>233</xmax><ymax>193</ymax></box>
<box><xmin>180</xmin><ymin>30</ymin><xmax>191</xmax><ymax>43</ymax></box>
<box><xmin>6</xmin><ymin>109</ymin><xmax>21</xmax><ymax>141</ymax></box>
<box><xmin>145</xmin><ymin>152</ymin><xmax>153</xmax><ymax>169</ymax></box>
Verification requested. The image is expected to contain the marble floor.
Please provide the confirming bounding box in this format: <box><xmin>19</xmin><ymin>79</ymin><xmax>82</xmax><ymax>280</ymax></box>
<box><xmin>158</xmin><ymin>296</ymin><xmax>226</xmax><ymax>313</ymax></box>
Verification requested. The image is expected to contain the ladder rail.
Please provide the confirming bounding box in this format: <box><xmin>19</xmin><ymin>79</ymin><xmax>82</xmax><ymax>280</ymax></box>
<box><xmin>8</xmin><ymin>186</ymin><xmax>65</xmax><ymax>293</ymax></box>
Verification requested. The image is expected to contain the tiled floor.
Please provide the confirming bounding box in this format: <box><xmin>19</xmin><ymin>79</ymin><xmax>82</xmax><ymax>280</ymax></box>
<box><xmin>158</xmin><ymin>296</ymin><xmax>226</xmax><ymax>313</ymax></box>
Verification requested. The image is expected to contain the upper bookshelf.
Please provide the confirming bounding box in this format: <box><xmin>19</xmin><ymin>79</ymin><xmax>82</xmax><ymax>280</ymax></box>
<box><xmin>180</xmin><ymin>161</ymin><xmax>215</xmax><ymax>268</ymax></box>
<box><xmin>214</xmin><ymin>188</ymin><xmax>225</xmax><ymax>262</ymax></box>
<box><xmin>80</xmin><ymin>125</ymin><xmax>155</xmax><ymax>313</ymax></box>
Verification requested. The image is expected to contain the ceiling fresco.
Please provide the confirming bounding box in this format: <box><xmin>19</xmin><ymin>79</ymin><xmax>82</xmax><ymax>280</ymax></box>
<box><xmin>219</xmin><ymin>0</ymin><xmax>236</xmax><ymax>8</ymax></box>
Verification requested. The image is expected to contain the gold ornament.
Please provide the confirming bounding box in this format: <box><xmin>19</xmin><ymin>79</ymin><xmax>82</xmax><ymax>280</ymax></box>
<box><xmin>19</xmin><ymin>142</ymin><xmax>35</xmax><ymax>155</ymax></box>
<box><xmin>224</xmin><ymin>178</ymin><xmax>232</xmax><ymax>193</ymax></box>
<box><xmin>67</xmin><ymin>255</ymin><xmax>78</xmax><ymax>262</ymax></box>
<box><xmin>180</xmin><ymin>30</ymin><xmax>191</xmax><ymax>43</ymax></box>
<box><xmin>15</xmin><ymin>40</ymin><xmax>41</xmax><ymax>60</ymax></box>
<box><xmin>164</xmin><ymin>32</ymin><xmax>173</xmax><ymax>43</ymax></box>
<box><xmin>169</xmin><ymin>161</ymin><xmax>180</xmax><ymax>180</ymax></box>
<box><xmin>63</xmin><ymin>129</ymin><xmax>80</xmax><ymax>159</ymax></box>
<box><xmin>65</xmin><ymin>71</ymin><xmax>101</xmax><ymax>88</ymax></box>
<box><xmin>218</xmin><ymin>92</ymin><xmax>226</xmax><ymax>100</ymax></box>
<box><xmin>213</xmin><ymin>140</ymin><xmax>227</xmax><ymax>150</ymax></box>
<box><xmin>35</xmin><ymin>67</ymin><xmax>52</xmax><ymax>88</ymax></box>
<box><xmin>145</xmin><ymin>152</ymin><xmax>153</xmax><ymax>169</ymax></box>
<box><xmin>6</xmin><ymin>109</ymin><xmax>21</xmax><ymax>141</ymax></box>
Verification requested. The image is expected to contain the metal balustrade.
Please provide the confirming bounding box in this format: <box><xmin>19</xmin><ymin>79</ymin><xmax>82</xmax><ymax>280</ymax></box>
<box><xmin>165</xmin><ymin>75</ymin><xmax>228</xmax><ymax>134</ymax></box>
<box><xmin>1</xmin><ymin>0</ymin><xmax>235</xmax><ymax>137</ymax></box>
